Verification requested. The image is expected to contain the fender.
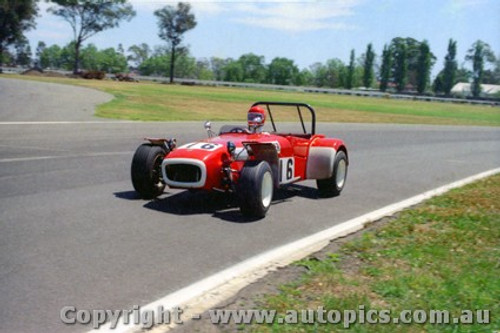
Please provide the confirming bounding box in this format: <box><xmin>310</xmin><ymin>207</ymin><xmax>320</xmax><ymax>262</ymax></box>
<box><xmin>242</xmin><ymin>142</ymin><xmax>280</xmax><ymax>187</ymax></box>
<box><xmin>144</xmin><ymin>137</ymin><xmax>177</xmax><ymax>154</ymax></box>
<box><xmin>306</xmin><ymin>138</ymin><xmax>348</xmax><ymax>180</ymax></box>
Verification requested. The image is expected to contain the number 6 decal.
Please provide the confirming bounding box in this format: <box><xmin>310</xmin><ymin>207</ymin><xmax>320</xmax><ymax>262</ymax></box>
<box><xmin>279</xmin><ymin>157</ymin><xmax>295</xmax><ymax>184</ymax></box>
<box><xmin>180</xmin><ymin>142</ymin><xmax>222</xmax><ymax>151</ymax></box>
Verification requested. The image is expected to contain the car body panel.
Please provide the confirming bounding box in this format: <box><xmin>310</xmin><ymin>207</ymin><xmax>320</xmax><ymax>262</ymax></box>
<box><xmin>160</xmin><ymin>131</ymin><xmax>347</xmax><ymax>191</ymax></box>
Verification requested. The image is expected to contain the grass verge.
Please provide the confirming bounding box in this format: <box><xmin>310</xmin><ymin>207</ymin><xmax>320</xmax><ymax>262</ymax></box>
<box><xmin>2</xmin><ymin>74</ymin><xmax>500</xmax><ymax>126</ymax></box>
<box><xmin>250</xmin><ymin>174</ymin><xmax>500</xmax><ymax>332</ymax></box>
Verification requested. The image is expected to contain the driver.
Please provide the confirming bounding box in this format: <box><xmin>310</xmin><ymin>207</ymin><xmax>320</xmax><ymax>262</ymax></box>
<box><xmin>247</xmin><ymin>106</ymin><xmax>266</xmax><ymax>133</ymax></box>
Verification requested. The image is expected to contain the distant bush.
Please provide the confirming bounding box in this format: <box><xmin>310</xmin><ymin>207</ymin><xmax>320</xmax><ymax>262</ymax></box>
<box><xmin>81</xmin><ymin>71</ymin><xmax>106</xmax><ymax>80</ymax></box>
<box><xmin>114</xmin><ymin>73</ymin><xmax>138</xmax><ymax>82</ymax></box>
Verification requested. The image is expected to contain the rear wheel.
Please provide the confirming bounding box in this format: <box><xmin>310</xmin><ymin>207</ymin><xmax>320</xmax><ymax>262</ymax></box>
<box><xmin>317</xmin><ymin>150</ymin><xmax>348</xmax><ymax>197</ymax></box>
<box><xmin>238</xmin><ymin>161</ymin><xmax>274</xmax><ymax>218</ymax></box>
<box><xmin>131</xmin><ymin>144</ymin><xmax>166</xmax><ymax>199</ymax></box>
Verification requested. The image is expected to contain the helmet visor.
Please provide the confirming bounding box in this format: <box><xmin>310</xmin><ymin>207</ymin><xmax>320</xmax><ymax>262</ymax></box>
<box><xmin>248</xmin><ymin>112</ymin><xmax>264</xmax><ymax>124</ymax></box>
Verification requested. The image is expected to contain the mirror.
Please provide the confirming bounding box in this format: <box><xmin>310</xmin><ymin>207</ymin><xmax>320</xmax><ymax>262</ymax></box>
<box><xmin>204</xmin><ymin>121</ymin><xmax>212</xmax><ymax>131</ymax></box>
<box><xmin>204</xmin><ymin>120</ymin><xmax>214</xmax><ymax>138</ymax></box>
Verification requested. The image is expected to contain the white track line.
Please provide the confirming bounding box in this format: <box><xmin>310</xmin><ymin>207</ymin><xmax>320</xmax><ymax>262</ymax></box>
<box><xmin>90</xmin><ymin>167</ymin><xmax>500</xmax><ymax>333</ymax></box>
<box><xmin>0</xmin><ymin>121</ymin><xmax>136</xmax><ymax>125</ymax></box>
<box><xmin>0</xmin><ymin>152</ymin><xmax>133</xmax><ymax>163</ymax></box>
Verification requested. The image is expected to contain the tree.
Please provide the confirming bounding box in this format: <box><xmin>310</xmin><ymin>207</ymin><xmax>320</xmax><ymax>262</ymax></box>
<box><xmin>402</xmin><ymin>38</ymin><xmax>421</xmax><ymax>88</ymax></box>
<box><xmin>309</xmin><ymin>62</ymin><xmax>327</xmax><ymax>87</ymax></box>
<box><xmin>392</xmin><ymin>40</ymin><xmax>408</xmax><ymax>92</ymax></box>
<box><xmin>466</xmin><ymin>40</ymin><xmax>496</xmax><ymax>97</ymax></box>
<box><xmin>154</xmin><ymin>2</ymin><xmax>196</xmax><ymax>83</ymax></box>
<box><xmin>0</xmin><ymin>48</ymin><xmax>13</xmax><ymax>65</ymax></box>
<box><xmin>48</xmin><ymin>0</ymin><xmax>136</xmax><ymax>74</ymax></box>
<box><xmin>267</xmin><ymin>57</ymin><xmax>299</xmax><ymax>85</ymax></box>
<box><xmin>345</xmin><ymin>49</ymin><xmax>356</xmax><ymax>89</ymax></box>
<box><xmin>307</xmin><ymin>60</ymin><xmax>346</xmax><ymax>88</ymax></box>
<box><xmin>379</xmin><ymin>44</ymin><xmax>392</xmax><ymax>92</ymax></box>
<box><xmin>139</xmin><ymin>54</ymin><xmax>169</xmax><ymax>76</ymax></box>
<box><xmin>194</xmin><ymin>58</ymin><xmax>213</xmax><ymax>80</ymax></box>
<box><xmin>324</xmin><ymin>58</ymin><xmax>346</xmax><ymax>88</ymax></box>
<box><xmin>416</xmin><ymin>40</ymin><xmax>432</xmax><ymax>94</ymax></box>
<box><xmin>173</xmin><ymin>49</ymin><xmax>196</xmax><ymax>78</ymax></box>
<box><xmin>329</xmin><ymin>59</ymin><xmax>347</xmax><ymax>88</ymax></box>
<box><xmin>432</xmin><ymin>73</ymin><xmax>443</xmax><ymax>94</ymax></box>
<box><xmin>238</xmin><ymin>53</ymin><xmax>266</xmax><ymax>83</ymax></box>
<box><xmin>456</xmin><ymin>66</ymin><xmax>471</xmax><ymax>84</ymax></box>
<box><xmin>442</xmin><ymin>39</ymin><xmax>457</xmax><ymax>96</ymax></box>
<box><xmin>138</xmin><ymin>48</ymin><xmax>196</xmax><ymax>78</ymax></box>
<box><xmin>480</xmin><ymin>54</ymin><xmax>500</xmax><ymax>85</ymax></box>
<box><xmin>127</xmin><ymin>43</ymin><xmax>150</xmax><ymax>68</ymax></box>
<box><xmin>35</xmin><ymin>41</ymin><xmax>46</xmax><ymax>67</ymax></box>
<box><xmin>0</xmin><ymin>0</ymin><xmax>38</xmax><ymax>65</ymax></box>
<box><xmin>59</xmin><ymin>41</ymin><xmax>76</xmax><ymax>70</ymax></box>
<box><xmin>100</xmin><ymin>47</ymin><xmax>128</xmax><ymax>73</ymax></box>
<box><xmin>388</xmin><ymin>37</ymin><xmax>436</xmax><ymax>92</ymax></box>
<box><xmin>14</xmin><ymin>36</ymin><xmax>31</xmax><ymax>66</ymax></box>
<box><xmin>80</xmin><ymin>44</ymin><xmax>128</xmax><ymax>73</ymax></box>
<box><xmin>39</xmin><ymin>44</ymin><xmax>62</xmax><ymax>69</ymax></box>
<box><xmin>294</xmin><ymin>69</ymin><xmax>313</xmax><ymax>86</ymax></box>
<box><xmin>210</xmin><ymin>57</ymin><xmax>228</xmax><ymax>81</ymax></box>
<box><xmin>222</xmin><ymin>59</ymin><xmax>243</xmax><ymax>82</ymax></box>
<box><xmin>492</xmin><ymin>54</ymin><xmax>500</xmax><ymax>84</ymax></box>
<box><xmin>80</xmin><ymin>43</ymin><xmax>100</xmax><ymax>70</ymax></box>
<box><xmin>362</xmin><ymin>43</ymin><xmax>375</xmax><ymax>88</ymax></box>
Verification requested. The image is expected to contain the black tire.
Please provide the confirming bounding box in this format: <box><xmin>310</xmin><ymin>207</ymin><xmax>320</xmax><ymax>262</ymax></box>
<box><xmin>237</xmin><ymin>161</ymin><xmax>274</xmax><ymax>218</ymax></box>
<box><xmin>316</xmin><ymin>150</ymin><xmax>348</xmax><ymax>198</ymax></box>
<box><xmin>131</xmin><ymin>144</ymin><xmax>167</xmax><ymax>199</ymax></box>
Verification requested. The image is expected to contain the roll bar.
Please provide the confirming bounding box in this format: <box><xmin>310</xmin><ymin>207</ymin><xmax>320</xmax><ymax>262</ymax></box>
<box><xmin>251</xmin><ymin>101</ymin><xmax>316</xmax><ymax>135</ymax></box>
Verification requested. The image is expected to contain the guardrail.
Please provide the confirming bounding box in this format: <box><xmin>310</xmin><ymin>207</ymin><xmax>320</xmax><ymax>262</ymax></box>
<box><xmin>2</xmin><ymin>66</ymin><xmax>498</xmax><ymax>106</ymax></box>
<box><xmin>136</xmin><ymin>76</ymin><xmax>499</xmax><ymax>106</ymax></box>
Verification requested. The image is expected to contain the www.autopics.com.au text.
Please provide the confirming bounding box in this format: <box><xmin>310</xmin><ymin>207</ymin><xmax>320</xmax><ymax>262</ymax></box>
<box><xmin>60</xmin><ymin>305</ymin><xmax>491</xmax><ymax>329</ymax></box>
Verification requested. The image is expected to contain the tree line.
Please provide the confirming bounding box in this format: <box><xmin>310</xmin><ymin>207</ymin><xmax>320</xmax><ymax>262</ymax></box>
<box><xmin>8</xmin><ymin>37</ymin><xmax>499</xmax><ymax>98</ymax></box>
<box><xmin>1</xmin><ymin>1</ymin><xmax>499</xmax><ymax>98</ymax></box>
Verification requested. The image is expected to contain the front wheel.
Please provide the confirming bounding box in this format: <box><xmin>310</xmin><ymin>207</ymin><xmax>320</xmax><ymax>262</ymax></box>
<box><xmin>131</xmin><ymin>144</ymin><xmax>167</xmax><ymax>199</ymax></box>
<box><xmin>317</xmin><ymin>150</ymin><xmax>348</xmax><ymax>197</ymax></box>
<box><xmin>237</xmin><ymin>161</ymin><xmax>274</xmax><ymax>218</ymax></box>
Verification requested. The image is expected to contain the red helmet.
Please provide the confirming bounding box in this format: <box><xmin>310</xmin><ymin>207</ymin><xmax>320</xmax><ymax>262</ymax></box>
<box><xmin>247</xmin><ymin>106</ymin><xmax>266</xmax><ymax>128</ymax></box>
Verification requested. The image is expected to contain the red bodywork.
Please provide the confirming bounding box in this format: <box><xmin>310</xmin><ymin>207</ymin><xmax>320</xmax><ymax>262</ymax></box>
<box><xmin>160</xmin><ymin>130</ymin><xmax>347</xmax><ymax>192</ymax></box>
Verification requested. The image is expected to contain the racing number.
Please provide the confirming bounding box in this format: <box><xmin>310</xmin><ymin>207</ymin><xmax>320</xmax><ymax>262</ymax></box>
<box><xmin>201</xmin><ymin>143</ymin><xmax>215</xmax><ymax>150</ymax></box>
<box><xmin>279</xmin><ymin>158</ymin><xmax>294</xmax><ymax>184</ymax></box>
<box><xmin>286</xmin><ymin>159</ymin><xmax>293</xmax><ymax>179</ymax></box>
<box><xmin>181</xmin><ymin>142</ymin><xmax>221</xmax><ymax>151</ymax></box>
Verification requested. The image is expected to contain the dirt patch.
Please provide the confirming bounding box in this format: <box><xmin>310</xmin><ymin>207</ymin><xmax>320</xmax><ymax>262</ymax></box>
<box><xmin>22</xmin><ymin>68</ymin><xmax>67</xmax><ymax>78</ymax></box>
<box><xmin>21</xmin><ymin>68</ymin><xmax>43</xmax><ymax>76</ymax></box>
<box><xmin>43</xmin><ymin>71</ymin><xmax>66</xmax><ymax>78</ymax></box>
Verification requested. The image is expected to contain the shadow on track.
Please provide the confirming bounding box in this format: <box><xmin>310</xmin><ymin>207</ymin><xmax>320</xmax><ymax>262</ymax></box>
<box><xmin>114</xmin><ymin>184</ymin><xmax>320</xmax><ymax>223</ymax></box>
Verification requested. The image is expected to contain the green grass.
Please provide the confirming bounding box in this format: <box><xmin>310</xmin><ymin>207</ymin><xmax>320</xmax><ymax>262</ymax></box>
<box><xmin>251</xmin><ymin>174</ymin><xmax>500</xmax><ymax>332</ymax></box>
<box><xmin>3</xmin><ymin>74</ymin><xmax>500</xmax><ymax>126</ymax></box>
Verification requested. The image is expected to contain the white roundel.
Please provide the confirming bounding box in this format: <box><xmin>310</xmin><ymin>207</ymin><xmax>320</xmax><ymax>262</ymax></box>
<box><xmin>179</xmin><ymin>142</ymin><xmax>223</xmax><ymax>151</ymax></box>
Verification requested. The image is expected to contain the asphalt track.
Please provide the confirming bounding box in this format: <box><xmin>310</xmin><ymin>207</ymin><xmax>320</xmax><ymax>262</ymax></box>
<box><xmin>0</xmin><ymin>77</ymin><xmax>499</xmax><ymax>332</ymax></box>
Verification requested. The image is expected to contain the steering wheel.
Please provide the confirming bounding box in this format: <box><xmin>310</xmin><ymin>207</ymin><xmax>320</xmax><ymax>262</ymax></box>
<box><xmin>229</xmin><ymin>127</ymin><xmax>247</xmax><ymax>134</ymax></box>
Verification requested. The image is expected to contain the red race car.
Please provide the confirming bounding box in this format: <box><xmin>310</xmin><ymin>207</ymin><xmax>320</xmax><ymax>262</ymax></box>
<box><xmin>131</xmin><ymin>102</ymin><xmax>348</xmax><ymax>218</ymax></box>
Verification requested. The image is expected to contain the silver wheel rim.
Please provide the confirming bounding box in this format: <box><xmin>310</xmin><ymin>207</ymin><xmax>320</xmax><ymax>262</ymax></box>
<box><xmin>261</xmin><ymin>171</ymin><xmax>273</xmax><ymax>208</ymax></box>
<box><xmin>336</xmin><ymin>159</ymin><xmax>346</xmax><ymax>189</ymax></box>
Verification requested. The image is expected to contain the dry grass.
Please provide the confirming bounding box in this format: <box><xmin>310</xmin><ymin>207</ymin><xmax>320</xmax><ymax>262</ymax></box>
<box><xmin>4</xmin><ymin>74</ymin><xmax>500</xmax><ymax>126</ymax></box>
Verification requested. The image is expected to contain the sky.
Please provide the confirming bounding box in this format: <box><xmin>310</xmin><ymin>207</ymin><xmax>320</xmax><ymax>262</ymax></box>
<box><xmin>26</xmin><ymin>0</ymin><xmax>500</xmax><ymax>78</ymax></box>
